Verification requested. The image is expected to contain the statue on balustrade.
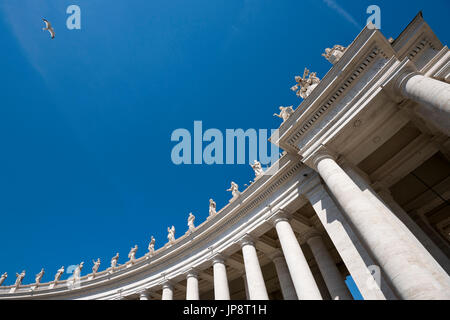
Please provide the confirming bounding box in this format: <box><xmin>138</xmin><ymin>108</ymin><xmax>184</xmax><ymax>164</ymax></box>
<box><xmin>54</xmin><ymin>266</ymin><xmax>65</xmax><ymax>283</ymax></box>
<box><xmin>167</xmin><ymin>225</ymin><xmax>176</xmax><ymax>244</ymax></box>
<box><xmin>209</xmin><ymin>199</ymin><xmax>217</xmax><ymax>216</ymax></box>
<box><xmin>291</xmin><ymin>68</ymin><xmax>320</xmax><ymax>99</ymax></box>
<box><xmin>0</xmin><ymin>272</ymin><xmax>7</xmax><ymax>286</ymax></box>
<box><xmin>128</xmin><ymin>245</ymin><xmax>138</xmax><ymax>263</ymax></box>
<box><xmin>92</xmin><ymin>258</ymin><xmax>101</xmax><ymax>274</ymax></box>
<box><xmin>322</xmin><ymin>45</ymin><xmax>346</xmax><ymax>64</ymax></box>
<box><xmin>35</xmin><ymin>268</ymin><xmax>45</xmax><ymax>285</ymax></box>
<box><xmin>14</xmin><ymin>270</ymin><xmax>26</xmax><ymax>288</ymax></box>
<box><xmin>111</xmin><ymin>253</ymin><xmax>119</xmax><ymax>269</ymax></box>
<box><xmin>148</xmin><ymin>236</ymin><xmax>156</xmax><ymax>257</ymax></box>
<box><xmin>273</xmin><ymin>106</ymin><xmax>294</xmax><ymax>122</ymax></box>
<box><xmin>73</xmin><ymin>262</ymin><xmax>84</xmax><ymax>281</ymax></box>
<box><xmin>188</xmin><ymin>213</ymin><xmax>196</xmax><ymax>232</ymax></box>
<box><xmin>250</xmin><ymin>160</ymin><xmax>264</xmax><ymax>177</ymax></box>
<box><xmin>227</xmin><ymin>181</ymin><xmax>240</xmax><ymax>201</ymax></box>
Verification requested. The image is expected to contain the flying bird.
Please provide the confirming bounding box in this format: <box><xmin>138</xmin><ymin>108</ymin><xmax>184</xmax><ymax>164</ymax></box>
<box><xmin>42</xmin><ymin>18</ymin><xmax>55</xmax><ymax>39</ymax></box>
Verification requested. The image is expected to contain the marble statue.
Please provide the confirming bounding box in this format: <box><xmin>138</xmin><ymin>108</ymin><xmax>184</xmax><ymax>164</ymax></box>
<box><xmin>291</xmin><ymin>68</ymin><xmax>320</xmax><ymax>99</ymax></box>
<box><xmin>273</xmin><ymin>106</ymin><xmax>294</xmax><ymax>122</ymax></box>
<box><xmin>322</xmin><ymin>45</ymin><xmax>346</xmax><ymax>64</ymax></box>
<box><xmin>54</xmin><ymin>266</ymin><xmax>64</xmax><ymax>282</ymax></box>
<box><xmin>92</xmin><ymin>258</ymin><xmax>101</xmax><ymax>274</ymax></box>
<box><xmin>148</xmin><ymin>236</ymin><xmax>156</xmax><ymax>256</ymax></box>
<box><xmin>167</xmin><ymin>225</ymin><xmax>176</xmax><ymax>244</ymax></box>
<box><xmin>111</xmin><ymin>253</ymin><xmax>119</xmax><ymax>269</ymax></box>
<box><xmin>35</xmin><ymin>268</ymin><xmax>45</xmax><ymax>285</ymax></box>
<box><xmin>250</xmin><ymin>160</ymin><xmax>264</xmax><ymax>177</ymax></box>
<box><xmin>128</xmin><ymin>245</ymin><xmax>138</xmax><ymax>263</ymax></box>
<box><xmin>0</xmin><ymin>272</ymin><xmax>7</xmax><ymax>286</ymax></box>
<box><xmin>14</xmin><ymin>270</ymin><xmax>26</xmax><ymax>288</ymax></box>
<box><xmin>188</xmin><ymin>213</ymin><xmax>196</xmax><ymax>232</ymax></box>
<box><xmin>209</xmin><ymin>199</ymin><xmax>217</xmax><ymax>216</ymax></box>
<box><xmin>226</xmin><ymin>181</ymin><xmax>240</xmax><ymax>201</ymax></box>
<box><xmin>73</xmin><ymin>262</ymin><xmax>84</xmax><ymax>281</ymax></box>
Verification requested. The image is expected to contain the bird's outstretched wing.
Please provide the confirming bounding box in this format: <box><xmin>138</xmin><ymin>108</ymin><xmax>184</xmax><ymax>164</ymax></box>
<box><xmin>42</xmin><ymin>18</ymin><xmax>51</xmax><ymax>29</ymax></box>
<box><xmin>48</xmin><ymin>28</ymin><xmax>55</xmax><ymax>39</ymax></box>
<box><xmin>42</xmin><ymin>19</ymin><xmax>55</xmax><ymax>39</ymax></box>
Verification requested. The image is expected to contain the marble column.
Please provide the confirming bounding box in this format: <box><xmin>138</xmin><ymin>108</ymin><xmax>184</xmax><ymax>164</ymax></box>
<box><xmin>376</xmin><ymin>188</ymin><xmax>450</xmax><ymax>275</ymax></box>
<box><xmin>342</xmin><ymin>163</ymin><xmax>450</xmax><ymax>289</ymax></box>
<box><xmin>186</xmin><ymin>270</ymin><xmax>199</xmax><ymax>300</ymax></box>
<box><xmin>239</xmin><ymin>235</ymin><xmax>269</xmax><ymax>300</ymax></box>
<box><xmin>306</xmin><ymin>180</ymin><xmax>397</xmax><ymax>300</ymax></box>
<box><xmin>139</xmin><ymin>290</ymin><xmax>149</xmax><ymax>300</ymax></box>
<box><xmin>242</xmin><ymin>274</ymin><xmax>250</xmax><ymax>300</ymax></box>
<box><xmin>212</xmin><ymin>255</ymin><xmax>230</xmax><ymax>300</ymax></box>
<box><xmin>161</xmin><ymin>281</ymin><xmax>174</xmax><ymax>300</ymax></box>
<box><xmin>305</xmin><ymin>232</ymin><xmax>352</xmax><ymax>300</ymax></box>
<box><xmin>271</xmin><ymin>214</ymin><xmax>322</xmax><ymax>300</ymax></box>
<box><xmin>268</xmin><ymin>251</ymin><xmax>298</xmax><ymax>300</ymax></box>
<box><xmin>397</xmin><ymin>73</ymin><xmax>450</xmax><ymax>135</ymax></box>
<box><xmin>312</xmin><ymin>150</ymin><xmax>450</xmax><ymax>299</ymax></box>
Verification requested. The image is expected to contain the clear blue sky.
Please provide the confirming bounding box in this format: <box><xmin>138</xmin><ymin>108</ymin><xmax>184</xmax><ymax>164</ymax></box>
<box><xmin>0</xmin><ymin>0</ymin><xmax>448</xmax><ymax>296</ymax></box>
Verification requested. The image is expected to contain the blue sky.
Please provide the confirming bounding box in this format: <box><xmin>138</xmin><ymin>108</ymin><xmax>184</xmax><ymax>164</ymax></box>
<box><xmin>0</xmin><ymin>0</ymin><xmax>448</xmax><ymax>297</ymax></box>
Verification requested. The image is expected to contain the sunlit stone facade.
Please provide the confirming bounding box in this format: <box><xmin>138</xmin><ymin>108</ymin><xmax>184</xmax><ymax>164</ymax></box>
<box><xmin>1</xmin><ymin>12</ymin><xmax>449</xmax><ymax>300</ymax></box>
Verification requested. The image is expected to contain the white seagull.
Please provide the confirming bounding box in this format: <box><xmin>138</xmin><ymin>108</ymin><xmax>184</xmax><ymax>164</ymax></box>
<box><xmin>42</xmin><ymin>18</ymin><xmax>55</xmax><ymax>39</ymax></box>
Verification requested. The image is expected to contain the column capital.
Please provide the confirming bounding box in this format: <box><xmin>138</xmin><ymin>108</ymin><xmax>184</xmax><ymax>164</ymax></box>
<box><xmin>237</xmin><ymin>234</ymin><xmax>255</xmax><ymax>248</ymax></box>
<box><xmin>301</xmin><ymin>228</ymin><xmax>322</xmax><ymax>244</ymax></box>
<box><xmin>267</xmin><ymin>209</ymin><xmax>292</xmax><ymax>226</ymax></box>
<box><xmin>161</xmin><ymin>280</ymin><xmax>174</xmax><ymax>290</ymax></box>
<box><xmin>266</xmin><ymin>249</ymin><xmax>284</xmax><ymax>262</ymax></box>
<box><xmin>303</xmin><ymin>145</ymin><xmax>339</xmax><ymax>170</ymax></box>
<box><xmin>381</xmin><ymin>57</ymin><xmax>418</xmax><ymax>100</ymax></box>
<box><xmin>185</xmin><ymin>268</ymin><xmax>198</xmax><ymax>279</ymax></box>
<box><xmin>210</xmin><ymin>253</ymin><xmax>227</xmax><ymax>265</ymax></box>
<box><xmin>138</xmin><ymin>289</ymin><xmax>149</xmax><ymax>299</ymax></box>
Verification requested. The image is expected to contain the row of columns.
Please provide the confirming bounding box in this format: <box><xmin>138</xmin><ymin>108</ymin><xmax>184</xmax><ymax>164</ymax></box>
<box><xmin>308</xmin><ymin>148</ymin><xmax>450</xmax><ymax>300</ymax></box>
<box><xmin>142</xmin><ymin>227</ymin><xmax>351</xmax><ymax>301</ymax></box>
<box><xmin>137</xmin><ymin>153</ymin><xmax>449</xmax><ymax>301</ymax></box>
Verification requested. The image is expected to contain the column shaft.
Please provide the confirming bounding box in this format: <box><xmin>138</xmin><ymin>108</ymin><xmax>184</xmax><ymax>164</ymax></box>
<box><xmin>213</xmin><ymin>258</ymin><xmax>230</xmax><ymax>300</ymax></box>
<box><xmin>271</xmin><ymin>254</ymin><xmax>298</xmax><ymax>300</ymax></box>
<box><xmin>161</xmin><ymin>283</ymin><xmax>174</xmax><ymax>300</ymax></box>
<box><xmin>306</xmin><ymin>235</ymin><xmax>352</xmax><ymax>300</ymax></box>
<box><xmin>378</xmin><ymin>190</ymin><xmax>450</xmax><ymax>275</ymax></box>
<box><xmin>186</xmin><ymin>272</ymin><xmax>199</xmax><ymax>300</ymax></box>
<box><xmin>274</xmin><ymin>218</ymin><xmax>322</xmax><ymax>300</ymax></box>
<box><xmin>306</xmin><ymin>182</ymin><xmax>396</xmax><ymax>300</ymax></box>
<box><xmin>315</xmin><ymin>155</ymin><xmax>450</xmax><ymax>299</ymax></box>
<box><xmin>400</xmin><ymin>74</ymin><xmax>450</xmax><ymax>135</ymax></box>
<box><xmin>242</xmin><ymin>275</ymin><xmax>250</xmax><ymax>300</ymax></box>
<box><xmin>240</xmin><ymin>238</ymin><xmax>269</xmax><ymax>300</ymax></box>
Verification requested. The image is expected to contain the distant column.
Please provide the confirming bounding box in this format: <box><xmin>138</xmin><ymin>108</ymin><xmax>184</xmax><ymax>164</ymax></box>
<box><xmin>242</xmin><ymin>274</ymin><xmax>250</xmax><ymax>300</ymax></box>
<box><xmin>305</xmin><ymin>233</ymin><xmax>352</xmax><ymax>300</ymax></box>
<box><xmin>139</xmin><ymin>290</ymin><xmax>149</xmax><ymax>300</ymax></box>
<box><xmin>240</xmin><ymin>235</ymin><xmax>269</xmax><ymax>300</ymax></box>
<box><xmin>271</xmin><ymin>214</ymin><xmax>322</xmax><ymax>300</ymax></box>
<box><xmin>161</xmin><ymin>282</ymin><xmax>174</xmax><ymax>300</ymax></box>
<box><xmin>268</xmin><ymin>251</ymin><xmax>298</xmax><ymax>300</ymax></box>
<box><xmin>212</xmin><ymin>255</ymin><xmax>230</xmax><ymax>300</ymax></box>
<box><xmin>186</xmin><ymin>270</ymin><xmax>199</xmax><ymax>300</ymax></box>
